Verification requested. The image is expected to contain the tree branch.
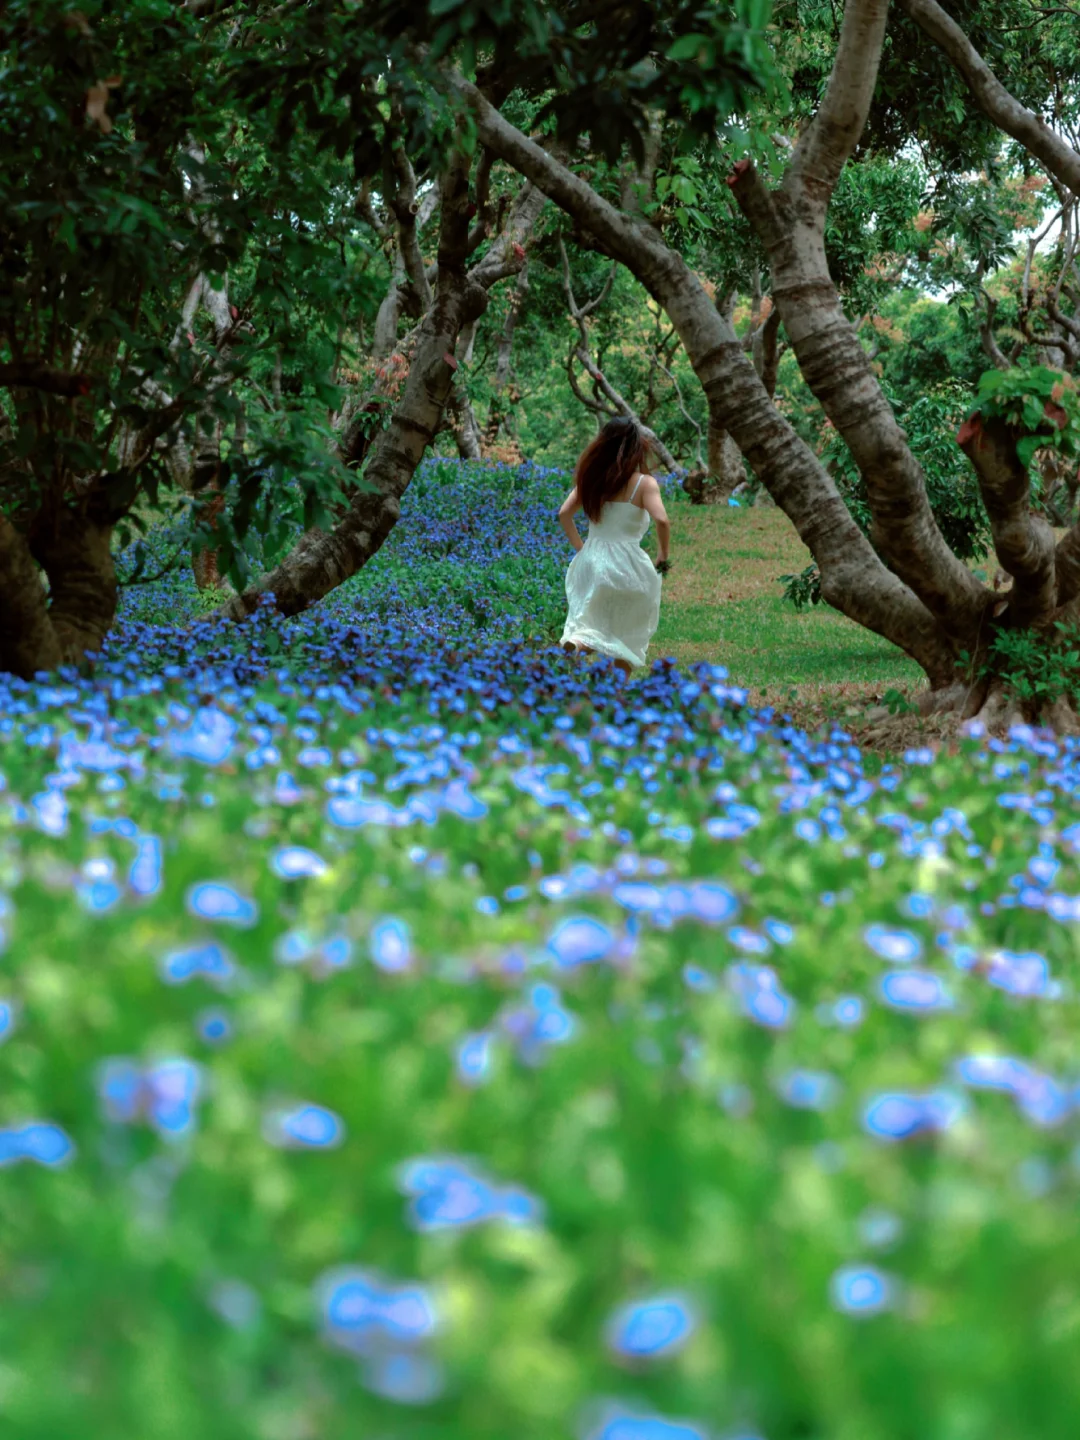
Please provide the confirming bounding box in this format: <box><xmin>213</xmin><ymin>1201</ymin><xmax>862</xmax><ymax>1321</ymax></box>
<box><xmin>958</xmin><ymin>414</ymin><xmax>1057</xmax><ymax>626</ymax></box>
<box><xmin>787</xmin><ymin>0</ymin><xmax>890</xmax><ymax>210</ymax></box>
<box><xmin>0</xmin><ymin>363</ymin><xmax>91</xmax><ymax>397</ymax></box>
<box><xmin>441</xmin><ymin>71</ymin><xmax>961</xmax><ymax>685</ymax></box>
<box><xmin>899</xmin><ymin>0</ymin><xmax>1080</xmax><ymax>196</ymax></box>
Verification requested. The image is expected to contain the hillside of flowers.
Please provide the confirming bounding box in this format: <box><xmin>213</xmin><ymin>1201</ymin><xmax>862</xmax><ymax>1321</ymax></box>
<box><xmin>3</xmin><ymin>460</ymin><xmax>1080</xmax><ymax>1439</ymax></box>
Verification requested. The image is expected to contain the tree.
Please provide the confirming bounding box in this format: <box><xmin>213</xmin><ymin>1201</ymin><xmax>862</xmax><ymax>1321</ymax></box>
<box><xmin>443</xmin><ymin>0</ymin><xmax>1080</xmax><ymax>727</ymax></box>
<box><xmin>0</xmin><ymin>0</ymin><xmax>373</xmax><ymax>677</ymax></box>
<box><xmin>14</xmin><ymin>0</ymin><xmax>1080</xmax><ymax>731</ymax></box>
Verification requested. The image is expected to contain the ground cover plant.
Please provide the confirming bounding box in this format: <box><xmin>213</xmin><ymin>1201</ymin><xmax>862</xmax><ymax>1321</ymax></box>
<box><xmin>3</xmin><ymin>460</ymin><xmax>1080</xmax><ymax>1439</ymax></box>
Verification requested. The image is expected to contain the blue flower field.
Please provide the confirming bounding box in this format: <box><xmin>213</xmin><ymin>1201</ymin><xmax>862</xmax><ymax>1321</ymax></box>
<box><xmin>3</xmin><ymin>460</ymin><xmax>1080</xmax><ymax>1439</ymax></box>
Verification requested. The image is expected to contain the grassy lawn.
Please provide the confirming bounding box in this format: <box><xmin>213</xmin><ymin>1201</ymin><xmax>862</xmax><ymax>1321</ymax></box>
<box><xmin>656</xmin><ymin>503</ymin><xmax>922</xmax><ymax>715</ymax></box>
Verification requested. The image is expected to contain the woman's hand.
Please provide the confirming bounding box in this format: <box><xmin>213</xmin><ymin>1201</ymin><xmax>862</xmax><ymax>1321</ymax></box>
<box><xmin>655</xmin><ymin>558</ymin><xmax>672</xmax><ymax>576</ymax></box>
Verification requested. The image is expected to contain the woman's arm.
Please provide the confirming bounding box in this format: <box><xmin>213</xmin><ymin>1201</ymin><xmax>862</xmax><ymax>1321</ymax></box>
<box><xmin>639</xmin><ymin>476</ymin><xmax>671</xmax><ymax>563</ymax></box>
<box><xmin>558</xmin><ymin>486</ymin><xmax>584</xmax><ymax>553</ymax></box>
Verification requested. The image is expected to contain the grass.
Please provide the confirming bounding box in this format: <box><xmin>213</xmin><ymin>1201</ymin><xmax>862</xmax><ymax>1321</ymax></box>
<box><xmin>656</xmin><ymin>504</ymin><xmax>922</xmax><ymax>716</ymax></box>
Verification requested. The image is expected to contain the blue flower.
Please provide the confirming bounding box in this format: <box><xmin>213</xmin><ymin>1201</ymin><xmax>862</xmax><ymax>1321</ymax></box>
<box><xmin>456</xmin><ymin>1031</ymin><xmax>494</xmax><ymax>1085</ymax></box>
<box><xmin>398</xmin><ymin>1155</ymin><xmax>543</xmax><ymax>1232</ymax></box>
<box><xmin>864</xmin><ymin>925</ymin><xmax>922</xmax><ymax>964</ymax></box>
<box><xmin>264</xmin><ymin>1103</ymin><xmax>345</xmax><ymax>1150</ymax></box>
<box><xmin>857</xmin><ymin>1207</ymin><xmax>904</xmax><ymax>1250</ymax></box>
<box><xmin>829</xmin><ymin>1264</ymin><xmax>895</xmax><ymax>1317</ymax></box>
<box><xmin>370</xmin><ymin>917</ymin><xmax>412</xmax><ymax>973</ymax></box>
<box><xmin>547</xmin><ymin>915</ymin><xmax>614</xmax><ymax>968</ymax></box>
<box><xmin>269</xmin><ymin>846</ymin><xmax>328</xmax><ymax>879</ymax></box>
<box><xmin>146</xmin><ymin>1058</ymin><xmax>204</xmax><ymax>1138</ymax></box>
<box><xmin>585</xmin><ymin>1405</ymin><xmax>709</xmax><ymax>1440</ymax></box>
<box><xmin>0</xmin><ymin>1121</ymin><xmax>74</xmax><ymax>1168</ymax></box>
<box><xmin>986</xmin><ymin>950</ymin><xmax>1051</xmax><ymax>997</ymax></box>
<box><xmin>863</xmin><ymin>1090</ymin><xmax>964</xmax><ymax>1142</ymax></box>
<box><xmin>161</xmin><ymin>941</ymin><xmax>236</xmax><ymax>987</ymax></box>
<box><xmin>727</xmin><ymin>964</ymin><xmax>795</xmax><ymax>1030</ymax></box>
<box><xmin>777</xmin><ymin>1069</ymin><xmax>840</xmax><ymax>1110</ymax></box>
<box><xmin>878</xmin><ymin>971</ymin><xmax>954</xmax><ymax>1014</ymax></box>
<box><xmin>129</xmin><ymin>835</ymin><xmax>163</xmax><ymax>896</ymax></box>
<box><xmin>317</xmin><ymin>1267</ymin><xmax>439</xmax><ymax>1352</ymax></box>
<box><xmin>606</xmin><ymin>1294</ymin><xmax>697</xmax><ymax>1360</ymax></box>
<box><xmin>197</xmin><ymin>1009</ymin><xmax>233</xmax><ymax>1045</ymax></box>
<box><xmin>362</xmin><ymin>1350</ymin><xmax>445</xmax><ymax>1405</ymax></box>
<box><xmin>168</xmin><ymin>708</ymin><xmax>237</xmax><ymax>764</ymax></box>
<box><xmin>186</xmin><ymin>882</ymin><xmax>258</xmax><ymax>927</ymax></box>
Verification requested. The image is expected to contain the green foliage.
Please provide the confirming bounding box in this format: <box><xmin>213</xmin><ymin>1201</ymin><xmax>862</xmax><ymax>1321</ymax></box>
<box><xmin>825</xmin><ymin>384</ymin><xmax>991</xmax><ymax>561</ymax></box>
<box><xmin>882</xmin><ymin>687</ymin><xmax>919</xmax><ymax>717</ymax></box>
<box><xmin>971</xmin><ymin>367</ymin><xmax>1080</xmax><ymax>472</ymax></box>
<box><xmin>982</xmin><ymin>622</ymin><xmax>1080</xmax><ymax>710</ymax></box>
<box><xmin>875</xmin><ymin>295</ymin><xmax>987</xmax><ymax>409</ymax></box>
<box><xmin>0</xmin><ymin>0</ymin><xmax>377</xmax><ymax>550</ymax></box>
<box><xmin>779</xmin><ymin>563</ymin><xmax>822</xmax><ymax>612</ymax></box>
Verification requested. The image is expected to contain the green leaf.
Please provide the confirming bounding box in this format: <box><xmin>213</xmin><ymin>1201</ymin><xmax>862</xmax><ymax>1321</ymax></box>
<box><xmin>667</xmin><ymin>33</ymin><xmax>705</xmax><ymax>61</ymax></box>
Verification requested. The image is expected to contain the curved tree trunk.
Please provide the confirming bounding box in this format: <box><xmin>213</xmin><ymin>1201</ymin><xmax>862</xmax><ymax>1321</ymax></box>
<box><xmin>558</xmin><ymin>237</ymin><xmax>680</xmax><ymax>472</ymax></box>
<box><xmin>725</xmin><ymin>0</ymin><xmax>988</xmax><ymax>643</ymax></box>
<box><xmin>0</xmin><ymin>514</ymin><xmax>63</xmax><ymax>677</ymax></box>
<box><xmin>451</xmin><ymin>73</ymin><xmax>958</xmax><ymax>689</ymax></box>
<box><xmin>0</xmin><ymin>498</ymin><xmax>119</xmax><ymax>679</ymax></box>
<box><xmin>485</xmin><ymin>261</ymin><xmax>529</xmax><ymax>444</ymax></box>
<box><xmin>219</xmin><ymin>168</ymin><xmax>548</xmax><ymax>619</ymax></box>
<box><xmin>447</xmin><ymin>383</ymin><xmax>484</xmax><ymax>460</ymax></box>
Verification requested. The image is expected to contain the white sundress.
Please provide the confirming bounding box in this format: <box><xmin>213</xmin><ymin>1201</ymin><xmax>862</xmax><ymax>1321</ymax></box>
<box><xmin>561</xmin><ymin>474</ymin><xmax>662</xmax><ymax>668</ymax></box>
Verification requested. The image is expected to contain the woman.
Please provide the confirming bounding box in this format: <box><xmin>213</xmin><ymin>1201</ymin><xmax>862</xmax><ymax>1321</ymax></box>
<box><xmin>557</xmin><ymin>416</ymin><xmax>671</xmax><ymax>676</ymax></box>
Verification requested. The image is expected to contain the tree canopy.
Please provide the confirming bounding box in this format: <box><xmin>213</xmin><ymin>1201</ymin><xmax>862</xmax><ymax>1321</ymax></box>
<box><xmin>6</xmin><ymin>0</ymin><xmax>1080</xmax><ymax>726</ymax></box>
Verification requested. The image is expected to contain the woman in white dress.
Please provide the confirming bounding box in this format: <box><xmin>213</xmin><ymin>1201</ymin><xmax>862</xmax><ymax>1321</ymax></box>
<box><xmin>557</xmin><ymin>417</ymin><xmax>672</xmax><ymax>676</ymax></box>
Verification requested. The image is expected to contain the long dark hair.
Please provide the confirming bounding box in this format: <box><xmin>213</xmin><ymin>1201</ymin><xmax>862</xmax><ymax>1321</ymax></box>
<box><xmin>574</xmin><ymin>417</ymin><xmax>648</xmax><ymax>523</ymax></box>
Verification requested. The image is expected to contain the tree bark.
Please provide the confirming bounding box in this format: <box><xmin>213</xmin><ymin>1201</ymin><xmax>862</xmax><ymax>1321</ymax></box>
<box><xmin>29</xmin><ymin>504</ymin><xmax>118</xmax><ymax>662</ymax></box>
<box><xmin>485</xmin><ymin>260</ymin><xmax>529</xmax><ymax>442</ymax></box>
<box><xmin>754</xmin><ymin>306</ymin><xmax>782</xmax><ymax>399</ymax></box>
<box><xmin>447</xmin><ymin>384</ymin><xmax>484</xmax><ymax>459</ymax></box>
<box><xmin>448</xmin><ymin>75</ymin><xmax>957</xmax><ymax>686</ymax></box>
<box><xmin>958</xmin><ymin>414</ymin><xmax>1057</xmax><ymax>628</ymax></box>
<box><xmin>219</xmin><ymin>170</ymin><xmax>547</xmax><ymax>619</ymax></box>
<box><xmin>709</xmin><ymin>425</ymin><xmax>746</xmax><ymax>496</ymax></box>
<box><xmin>0</xmin><ymin>515</ymin><xmax>62</xmax><ymax>677</ymax></box>
<box><xmin>726</xmin><ymin>0</ymin><xmax>989</xmax><ymax>641</ymax></box>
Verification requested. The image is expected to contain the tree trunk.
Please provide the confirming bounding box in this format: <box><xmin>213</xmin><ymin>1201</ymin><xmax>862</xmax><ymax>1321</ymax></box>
<box><xmin>189</xmin><ymin>408</ymin><xmax>226</xmax><ymax>590</ymax></box>
<box><xmin>453</xmin><ymin>74</ymin><xmax>958</xmax><ymax>689</ymax></box>
<box><xmin>0</xmin><ymin>515</ymin><xmax>62</xmax><ymax>677</ymax></box>
<box><xmin>0</xmin><ymin>497</ymin><xmax>119</xmax><ymax>680</ymax></box>
<box><xmin>219</xmin><ymin>169</ymin><xmax>547</xmax><ymax>620</ymax></box>
<box><xmin>29</xmin><ymin>504</ymin><xmax>118</xmax><ymax>662</ymax></box>
<box><xmin>683</xmin><ymin>424</ymin><xmax>744</xmax><ymax>504</ymax></box>
<box><xmin>486</xmin><ymin>262</ymin><xmax>529</xmax><ymax>443</ymax></box>
<box><xmin>220</xmin><ymin>152</ymin><xmax>484</xmax><ymax>619</ymax></box>
<box><xmin>447</xmin><ymin>384</ymin><xmax>484</xmax><ymax>460</ymax></box>
<box><xmin>958</xmin><ymin>414</ymin><xmax>1057</xmax><ymax>628</ymax></box>
<box><xmin>710</xmin><ymin>424</ymin><xmax>745</xmax><ymax>496</ymax></box>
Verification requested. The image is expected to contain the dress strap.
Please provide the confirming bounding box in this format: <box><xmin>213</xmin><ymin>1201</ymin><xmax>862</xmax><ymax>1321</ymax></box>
<box><xmin>628</xmin><ymin>473</ymin><xmax>645</xmax><ymax>504</ymax></box>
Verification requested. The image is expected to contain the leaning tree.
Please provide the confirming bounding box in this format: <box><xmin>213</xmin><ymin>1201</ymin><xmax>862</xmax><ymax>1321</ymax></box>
<box><xmin>10</xmin><ymin>0</ymin><xmax>1080</xmax><ymax>731</ymax></box>
<box><xmin>219</xmin><ymin>0</ymin><xmax>1080</xmax><ymax>728</ymax></box>
<box><xmin>0</xmin><ymin>0</ymin><xmax>383</xmax><ymax>676</ymax></box>
<box><xmin>432</xmin><ymin>0</ymin><xmax>1080</xmax><ymax>727</ymax></box>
